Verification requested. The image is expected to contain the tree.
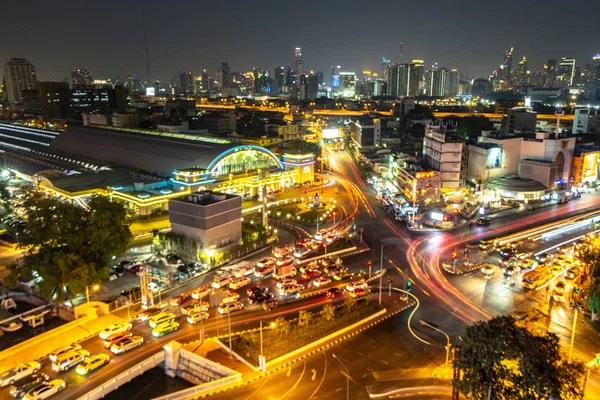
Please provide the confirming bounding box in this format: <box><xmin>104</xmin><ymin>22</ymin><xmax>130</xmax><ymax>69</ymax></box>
<box><xmin>298</xmin><ymin>310</ymin><xmax>313</xmax><ymax>328</ymax></box>
<box><xmin>455</xmin><ymin>316</ymin><xmax>585</xmax><ymax>400</ymax></box>
<box><xmin>0</xmin><ymin>180</ymin><xmax>13</xmax><ymax>214</ymax></box>
<box><xmin>443</xmin><ymin>115</ymin><xmax>493</xmax><ymax>138</ymax></box>
<box><xmin>320</xmin><ymin>304</ymin><xmax>336</xmax><ymax>322</ymax></box>
<box><xmin>273</xmin><ymin>317</ymin><xmax>291</xmax><ymax>336</ymax></box>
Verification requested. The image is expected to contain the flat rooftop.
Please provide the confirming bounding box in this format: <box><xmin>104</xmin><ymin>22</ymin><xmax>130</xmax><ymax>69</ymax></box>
<box><xmin>174</xmin><ymin>191</ymin><xmax>239</xmax><ymax>206</ymax></box>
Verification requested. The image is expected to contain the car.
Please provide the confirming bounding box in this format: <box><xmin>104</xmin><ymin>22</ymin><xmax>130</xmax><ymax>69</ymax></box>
<box><xmin>217</xmin><ymin>301</ymin><xmax>244</xmax><ymax>314</ymax></box>
<box><xmin>111</xmin><ymin>336</ymin><xmax>144</xmax><ymax>354</ymax></box>
<box><xmin>23</xmin><ymin>379</ymin><xmax>65</xmax><ymax>400</ymax></box>
<box><xmin>276</xmin><ymin>256</ymin><xmax>294</xmax><ymax>267</ymax></box>
<box><xmin>212</xmin><ymin>275</ymin><xmax>231</xmax><ymax>289</ymax></box>
<box><xmin>313</xmin><ymin>277</ymin><xmax>332</xmax><ymax>287</ymax></box>
<box><xmin>293</xmin><ymin>246</ymin><xmax>312</xmax><ymax>258</ymax></box>
<box><xmin>103</xmin><ymin>331</ymin><xmax>133</xmax><ymax>349</ymax></box>
<box><xmin>553</xmin><ymin>281</ymin><xmax>566</xmax><ymax>302</ymax></box>
<box><xmin>302</xmin><ymin>269</ymin><xmax>321</xmax><ymax>279</ymax></box>
<box><xmin>476</xmin><ymin>217</ymin><xmax>491</xmax><ymax>226</ymax></box>
<box><xmin>520</xmin><ymin>259</ymin><xmax>535</xmax><ymax>269</ymax></box>
<box><xmin>263</xmin><ymin>297</ymin><xmax>278</xmax><ymax>311</ymax></box>
<box><xmin>233</xmin><ymin>266</ymin><xmax>254</xmax><ymax>278</ymax></box>
<box><xmin>504</xmin><ymin>265</ymin><xmax>521</xmax><ymax>276</ymax></box>
<box><xmin>254</xmin><ymin>265</ymin><xmax>275</xmax><ymax>277</ymax></box>
<box><xmin>187</xmin><ymin>311</ymin><xmax>209</xmax><ymax>325</ymax></box>
<box><xmin>349</xmin><ymin>287</ymin><xmax>370</xmax><ymax>298</ymax></box>
<box><xmin>1</xmin><ymin>362</ymin><xmax>41</xmax><ymax>387</ymax></box>
<box><xmin>229</xmin><ymin>276</ymin><xmax>251</xmax><ymax>290</ymax></box>
<box><xmin>535</xmin><ymin>253</ymin><xmax>549</xmax><ymax>263</ymax></box>
<box><xmin>326</xmin><ymin>287</ymin><xmax>344</xmax><ymax>298</ymax></box>
<box><xmin>148</xmin><ymin>312</ymin><xmax>176</xmax><ymax>328</ymax></box>
<box><xmin>565</xmin><ymin>268</ymin><xmax>579</xmax><ymax>280</ymax></box>
<box><xmin>120</xmin><ymin>286</ymin><xmax>141</xmax><ymax>297</ymax></box>
<box><xmin>181</xmin><ymin>302</ymin><xmax>209</xmax><ymax>316</ymax></box>
<box><xmin>276</xmin><ymin>278</ymin><xmax>297</xmax><ymax>289</ymax></box>
<box><xmin>166</xmin><ymin>254</ymin><xmax>183</xmax><ymax>264</ymax></box>
<box><xmin>247</xmin><ymin>286</ymin><xmax>268</xmax><ymax>297</ymax></box>
<box><xmin>345</xmin><ymin>281</ymin><xmax>368</xmax><ymax>292</ymax></box>
<box><xmin>480</xmin><ymin>264</ymin><xmax>497</xmax><ymax>278</ymax></box>
<box><xmin>248</xmin><ymin>292</ymin><xmax>274</xmax><ymax>305</ymax></box>
<box><xmin>220</xmin><ymin>290</ymin><xmax>240</xmax><ymax>304</ymax></box>
<box><xmin>51</xmin><ymin>349</ymin><xmax>90</xmax><ymax>372</ymax></box>
<box><xmin>135</xmin><ymin>307</ymin><xmax>163</xmax><ymax>321</ymax></box>
<box><xmin>110</xmin><ymin>265</ymin><xmax>125</xmax><ymax>276</ymax></box>
<box><xmin>76</xmin><ymin>354</ymin><xmax>110</xmax><ymax>375</ymax></box>
<box><xmin>49</xmin><ymin>344</ymin><xmax>82</xmax><ymax>363</ymax></box>
<box><xmin>8</xmin><ymin>373</ymin><xmax>49</xmax><ymax>398</ymax></box>
<box><xmin>279</xmin><ymin>283</ymin><xmax>304</xmax><ymax>296</ymax></box>
<box><xmin>333</xmin><ymin>271</ymin><xmax>353</xmax><ymax>281</ymax></box>
<box><xmin>152</xmin><ymin>321</ymin><xmax>180</xmax><ymax>337</ymax></box>
<box><xmin>98</xmin><ymin>321</ymin><xmax>132</xmax><ymax>340</ymax></box>
<box><xmin>256</xmin><ymin>257</ymin><xmax>275</xmax><ymax>268</ymax></box>
<box><xmin>191</xmin><ymin>286</ymin><xmax>210</xmax><ymax>300</ymax></box>
<box><xmin>498</xmin><ymin>246</ymin><xmax>515</xmax><ymax>257</ymax></box>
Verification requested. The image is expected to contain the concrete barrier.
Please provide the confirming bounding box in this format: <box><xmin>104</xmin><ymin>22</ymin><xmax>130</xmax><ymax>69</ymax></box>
<box><xmin>77</xmin><ymin>352</ymin><xmax>165</xmax><ymax>400</ymax></box>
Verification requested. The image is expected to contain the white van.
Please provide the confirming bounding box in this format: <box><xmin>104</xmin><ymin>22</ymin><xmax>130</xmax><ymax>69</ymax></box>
<box><xmin>52</xmin><ymin>349</ymin><xmax>90</xmax><ymax>372</ymax></box>
<box><xmin>229</xmin><ymin>276</ymin><xmax>251</xmax><ymax>290</ymax></box>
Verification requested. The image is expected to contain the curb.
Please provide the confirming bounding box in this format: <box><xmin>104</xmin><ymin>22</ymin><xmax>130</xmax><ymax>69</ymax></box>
<box><xmin>192</xmin><ymin>300</ymin><xmax>415</xmax><ymax>399</ymax></box>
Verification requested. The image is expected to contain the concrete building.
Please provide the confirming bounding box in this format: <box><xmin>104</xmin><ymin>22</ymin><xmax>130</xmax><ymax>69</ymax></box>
<box><xmin>4</xmin><ymin>58</ymin><xmax>38</xmax><ymax>103</ymax></box>
<box><xmin>203</xmin><ymin>112</ymin><xmax>236</xmax><ymax>136</ymax></box>
<box><xmin>71</xmin><ymin>68</ymin><xmax>93</xmax><ymax>86</ymax></box>
<box><xmin>445</xmin><ymin>69</ymin><xmax>459</xmax><ymax>98</ymax></box>
<box><xmin>502</xmin><ymin>107</ymin><xmax>537</xmax><ymax>134</ymax></box>
<box><xmin>558</xmin><ymin>58</ymin><xmax>576</xmax><ymax>85</ymax></box>
<box><xmin>573</xmin><ymin>108</ymin><xmax>591</xmax><ymax>133</ymax></box>
<box><xmin>571</xmin><ymin>146</ymin><xmax>600</xmax><ymax>185</ymax></box>
<box><xmin>169</xmin><ymin>191</ymin><xmax>242</xmax><ymax>251</ymax></box>
<box><xmin>422</xmin><ymin>123</ymin><xmax>466</xmax><ymax>189</ymax></box>
<box><xmin>350</xmin><ymin>116</ymin><xmax>381</xmax><ymax>148</ymax></box>
<box><xmin>39</xmin><ymin>81</ymin><xmax>70</xmax><ymax>122</ymax></box>
<box><xmin>339</xmin><ymin>72</ymin><xmax>356</xmax><ymax>98</ymax></box>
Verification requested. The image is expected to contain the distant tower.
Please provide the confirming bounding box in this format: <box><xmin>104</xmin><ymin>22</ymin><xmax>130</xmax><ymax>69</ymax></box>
<box><xmin>295</xmin><ymin>44</ymin><xmax>303</xmax><ymax>77</ymax></box>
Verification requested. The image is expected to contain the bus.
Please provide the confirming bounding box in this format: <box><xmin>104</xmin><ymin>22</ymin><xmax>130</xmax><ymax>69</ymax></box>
<box><xmin>522</xmin><ymin>267</ymin><xmax>551</xmax><ymax>289</ymax></box>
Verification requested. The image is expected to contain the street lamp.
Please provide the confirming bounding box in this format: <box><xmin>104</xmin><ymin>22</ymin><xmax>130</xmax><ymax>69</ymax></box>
<box><xmin>259</xmin><ymin>319</ymin><xmax>277</xmax><ymax>371</ymax></box>
<box><xmin>333</xmin><ymin>353</ymin><xmax>350</xmax><ymax>400</ymax></box>
<box><xmin>420</xmin><ymin>319</ymin><xmax>451</xmax><ymax>367</ymax></box>
<box><xmin>85</xmin><ymin>284</ymin><xmax>100</xmax><ymax>304</ymax></box>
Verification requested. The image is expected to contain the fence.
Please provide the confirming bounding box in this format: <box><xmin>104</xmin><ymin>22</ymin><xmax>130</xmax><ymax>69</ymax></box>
<box><xmin>77</xmin><ymin>352</ymin><xmax>165</xmax><ymax>400</ymax></box>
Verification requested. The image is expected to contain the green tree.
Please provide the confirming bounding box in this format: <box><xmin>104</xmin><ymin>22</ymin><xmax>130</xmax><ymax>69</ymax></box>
<box><xmin>0</xmin><ymin>180</ymin><xmax>13</xmax><ymax>214</ymax></box>
<box><xmin>273</xmin><ymin>317</ymin><xmax>291</xmax><ymax>336</ymax></box>
<box><xmin>455</xmin><ymin>316</ymin><xmax>585</xmax><ymax>400</ymax></box>
<box><xmin>443</xmin><ymin>115</ymin><xmax>493</xmax><ymax>138</ymax></box>
<box><xmin>320</xmin><ymin>304</ymin><xmax>335</xmax><ymax>322</ymax></box>
<box><xmin>298</xmin><ymin>310</ymin><xmax>313</xmax><ymax>328</ymax></box>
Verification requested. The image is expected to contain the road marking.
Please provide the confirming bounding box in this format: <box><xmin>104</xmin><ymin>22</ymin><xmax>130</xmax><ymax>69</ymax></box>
<box><xmin>308</xmin><ymin>352</ymin><xmax>328</xmax><ymax>399</ymax></box>
<box><xmin>278</xmin><ymin>360</ymin><xmax>307</xmax><ymax>400</ymax></box>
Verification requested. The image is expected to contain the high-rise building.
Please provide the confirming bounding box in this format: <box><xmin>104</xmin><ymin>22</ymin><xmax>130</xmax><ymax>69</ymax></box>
<box><xmin>4</xmin><ymin>57</ymin><xmax>38</xmax><ymax>103</ymax></box>
<box><xmin>71</xmin><ymin>68</ymin><xmax>93</xmax><ymax>86</ymax></box>
<box><xmin>221</xmin><ymin>62</ymin><xmax>230</xmax><ymax>88</ymax></box>
<box><xmin>285</xmin><ymin>67</ymin><xmax>294</xmax><ymax>88</ymax></box>
<box><xmin>389</xmin><ymin>63</ymin><xmax>410</xmax><ymax>97</ymax></box>
<box><xmin>427</xmin><ymin>67</ymin><xmax>447</xmax><ymax>97</ymax></box>
<box><xmin>593</xmin><ymin>54</ymin><xmax>600</xmax><ymax>86</ymax></box>
<box><xmin>299</xmin><ymin>73</ymin><xmax>319</xmax><ymax>100</ymax></box>
<box><xmin>339</xmin><ymin>72</ymin><xmax>356</xmax><ymax>98</ymax></box>
<box><xmin>408</xmin><ymin>60</ymin><xmax>424</xmax><ymax>96</ymax></box>
<box><xmin>445</xmin><ymin>69</ymin><xmax>459</xmax><ymax>97</ymax></box>
<box><xmin>39</xmin><ymin>81</ymin><xmax>70</xmax><ymax>122</ymax></box>
<box><xmin>545</xmin><ymin>59</ymin><xmax>557</xmax><ymax>85</ymax></box>
<box><xmin>514</xmin><ymin>57</ymin><xmax>529</xmax><ymax>86</ymax></box>
<box><xmin>558</xmin><ymin>58</ymin><xmax>576</xmax><ymax>85</ymax></box>
<box><xmin>179</xmin><ymin>71</ymin><xmax>194</xmax><ymax>96</ymax></box>
<box><xmin>273</xmin><ymin>66</ymin><xmax>286</xmax><ymax>95</ymax></box>
<box><xmin>472</xmin><ymin>78</ymin><xmax>492</xmax><ymax>97</ymax></box>
<box><xmin>295</xmin><ymin>45</ymin><xmax>302</xmax><ymax>77</ymax></box>
<box><xmin>331</xmin><ymin>65</ymin><xmax>342</xmax><ymax>87</ymax></box>
<box><xmin>381</xmin><ymin>57</ymin><xmax>391</xmax><ymax>83</ymax></box>
<box><xmin>253</xmin><ymin>68</ymin><xmax>271</xmax><ymax>95</ymax></box>
<box><xmin>497</xmin><ymin>47</ymin><xmax>513</xmax><ymax>80</ymax></box>
<box><xmin>195</xmin><ymin>70</ymin><xmax>209</xmax><ymax>95</ymax></box>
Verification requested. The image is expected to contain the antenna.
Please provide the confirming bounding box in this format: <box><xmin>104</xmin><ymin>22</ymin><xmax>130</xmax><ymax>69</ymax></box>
<box><xmin>142</xmin><ymin>8</ymin><xmax>151</xmax><ymax>85</ymax></box>
<box><xmin>400</xmin><ymin>42</ymin><xmax>403</xmax><ymax>58</ymax></box>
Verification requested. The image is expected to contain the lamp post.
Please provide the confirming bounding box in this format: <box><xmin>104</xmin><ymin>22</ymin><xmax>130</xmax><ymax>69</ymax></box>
<box><xmin>333</xmin><ymin>353</ymin><xmax>350</xmax><ymax>400</ymax></box>
<box><xmin>568</xmin><ymin>307</ymin><xmax>579</xmax><ymax>363</ymax></box>
<box><xmin>420</xmin><ymin>319</ymin><xmax>451</xmax><ymax>367</ymax></box>
<box><xmin>259</xmin><ymin>319</ymin><xmax>276</xmax><ymax>372</ymax></box>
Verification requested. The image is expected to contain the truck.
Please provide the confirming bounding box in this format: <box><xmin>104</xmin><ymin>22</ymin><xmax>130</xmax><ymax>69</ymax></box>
<box><xmin>273</xmin><ymin>265</ymin><xmax>297</xmax><ymax>279</ymax></box>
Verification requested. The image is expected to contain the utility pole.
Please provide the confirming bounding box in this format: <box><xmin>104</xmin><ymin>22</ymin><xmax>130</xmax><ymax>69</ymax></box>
<box><xmin>379</xmin><ymin>245</ymin><xmax>383</xmax><ymax>305</ymax></box>
<box><xmin>568</xmin><ymin>307</ymin><xmax>579</xmax><ymax>363</ymax></box>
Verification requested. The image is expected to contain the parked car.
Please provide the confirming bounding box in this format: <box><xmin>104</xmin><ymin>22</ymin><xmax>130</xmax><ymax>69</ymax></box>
<box><xmin>110</xmin><ymin>336</ymin><xmax>144</xmax><ymax>354</ymax></box>
<box><xmin>1</xmin><ymin>362</ymin><xmax>41</xmax><ymax>387</ymax></box>
<box><xmin>23</xmin><ymin>379</ymin><xmax>66</xmax><ymax>400</ymax></box>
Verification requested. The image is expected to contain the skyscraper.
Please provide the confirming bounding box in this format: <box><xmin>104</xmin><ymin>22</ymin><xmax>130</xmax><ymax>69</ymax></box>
<box><xmin>195</xmin><ymin>70</ymin><xmax>209</xmax><ymax>95</ymax></box>
<box><xmin>179</xmin><ymin>71</ymin><xmax>194</xmax><ymax>96</ymax></box>
<box><xmin>558</xmin><ymin>58</ymin><xmax>576</xmax><ymax>85</ymax></box>
<box><xmin>4</xmin><ymin>57</ymin><xmax>38</xmax><ymax>103</ymax></box>
<box><xmin>513</xmin><ymin>57</ymin><xmax>529</xmax><ymax>86</ymax></box>
<box><xmin>498</xmin><ymin>47</ymin><xmax>513</xmax><ymax>81</ymax></box>
<box><xmin>331</xmin><ymin>65</ymin><xmax>341</xmax><ymax>87</ymax></box>
<box><xmin>592</xmin><ymin>53</ymin><xmax>600</xmax><ymax>86</ymax></box>
<box><xmin>545</xmin><ymin>59</ymin><xmax>557</xmax><ymax>86</ymax></box>
<box><xmin>381</xmin><ymin>57</ymin><xmax>391</xmax><ymax>83</ymax></box>
<box><xmin>295</xmin><ymin>45</ymin><xmax>302</xmax><ymax>77</ymax></box>
<box><xmin>389</xmin><ymin>63</ymin><xmax>410</xmax><ymax>97</ymax></box>
<box><xmin>427</xmin><ymin>67</ymin><xmax>447</xmax><ymax>97</ymax></box>
<box><xmin>221</xmin><ymin>62</ymin><xmax>230</xmax><ymax>88</ymax></box>
<box><xmin>408</xmin><ymin>60</ymin><xmax>424</xmax><ymax>96</ymax></box>
<box><xmin>445</xmin><ymin>69</ymin><xmax>459</xmax><ymax>97</ymax></box>
<box><xmin>71</xmin><ymin>68</ymin><xmax>93</xmax><ymax>86</ymax></box>
<box><xmin>273</xmin><ymin>66</ymin><xmax>286</xmax><ymax>95</ymax></box>
<box><xmin>339</xmin><ymin>72</ymin><xmax>356</xmax><ymax>98</ymax></box>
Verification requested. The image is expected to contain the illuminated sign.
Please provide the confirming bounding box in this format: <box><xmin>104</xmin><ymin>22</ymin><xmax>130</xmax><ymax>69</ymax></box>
<box><xmin>486</xmin><ymin>147</ymin><xmax>503</xmax><ymax>169</ymax></box>
<box><xmin>582</xmin><ymin>152</ymin><xmax>599</xmax><ymax>179</ymax></box>
<box><xmin>322</xmin><ymin>128</ymin><xmax>340</xmax><ymax>139</ymax></box>
<box><xmin>146</xmin><ymin>87</ymin><xmax>156</xmax><ymax>96</ymax></box>
<box><xmin>431</xmin><ymin>212</ymin><xmax>444</xmax><ymax>222</ymax></box>
<box><xmin>415</xmin><ymin>171</ymin><xmax>436</xmax><ymax>179</ymax></box>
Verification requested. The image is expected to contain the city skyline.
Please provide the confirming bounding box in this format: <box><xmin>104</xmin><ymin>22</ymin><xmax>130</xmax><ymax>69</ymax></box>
<box><xmin>3</xmin><ymin>0</ymin><xmax>599</xmax><ymax>83</ymax></box>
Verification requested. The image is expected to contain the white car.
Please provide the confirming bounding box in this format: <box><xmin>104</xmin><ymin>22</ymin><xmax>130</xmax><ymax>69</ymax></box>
<box><xmin>212</xmin><ymin>275</ymin><xmax>231</xmax><ymax>289</ymax></box>
<box><xmin>276</xmin><ymin>256</ymin><xmax>294</xmax><ymax>267</ymax></box>
<box><xmin>345</xmin><ymin>281</ymin><xmax>368</xmax><ymax>292</ymax></box>
<box><xmin>313</xmin><ymin>277</ymin><xmax>332</xmax><ymax>287</ymax></box>
<box><xmin>49</xmin><ymin>344</ymin><xmax>82</xmax><ymax>363</ymax></box>
<box><xmin>220</xmin><ymin>290</ymin><xmax>240</xmax><ymax>304</ymax></box>
<box><xmin>0</xmin><ymin>361</ymin><xmax>41</xmax><ymax>387</ymax></box>
<box><xmin>187</xmin><ymin>311</ymin><xmax>209</xmax><ymax>325</ymax></box>
<box><xmin>229</xmin><ymin>276</ymin><xmax>251</xmax><ymax>290</ymax></box>
<box><xmin>293</xmin><ymin>246</ymin><xmax>312</xmax><ymax>258</ymax></box>
<box><xmin>24</xmin><ymin>379</ymin><xmax>65</xmax><ymax>400</ymax></box>
<box><xmin>180</xmin><ymin>302</ymin><xmax>209</xmax><ymax>316</ymax></box>
<box><xmin>233</xmin><ymin>266</ymin><xmax>254</xmax><ymax>278</ymax></box>
<box><xmin>276</xmin><ymin>278</ymin><xmax>297</xmax><ymax>289</ymax></box>
<box><xmin>217</xmin><ymin>301</ymin><xmax>244</xmax><ymax>314</ymax></box>
<box><xmin>279</xmin><ymin>283</ymin><xmax>304</xmax><ymax>296</ymax></box>
<box><xmin>256</xmin><ymin>257</ymin><xmax>275</xmax><ymax>268</ymax></box>
<box><xmin>99</xmin><ymin>321</ymin><xmax>133</xmax><ymax>340</ymax></box>
<box><xmin>192</xmin><ymin>286</ymin><xmax>210</xmax><ymax>300</ymax></box>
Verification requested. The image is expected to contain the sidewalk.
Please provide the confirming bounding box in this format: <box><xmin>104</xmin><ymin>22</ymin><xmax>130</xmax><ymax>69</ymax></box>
<box><xmin>0</xmin><ymin>313</ymin><xmax>125</xmax><ymax>371</ymax></box>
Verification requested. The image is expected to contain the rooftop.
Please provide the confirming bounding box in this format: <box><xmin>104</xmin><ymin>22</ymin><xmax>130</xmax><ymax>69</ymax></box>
<box><xmin>174</xmin><ymin>191</ymin><xmax>239</xmax><ymax>206</ymax></box>
<box><xmin>485</xmin><ymin>175</ymin><xmax>547</xmax><ymax>192</ymax></box>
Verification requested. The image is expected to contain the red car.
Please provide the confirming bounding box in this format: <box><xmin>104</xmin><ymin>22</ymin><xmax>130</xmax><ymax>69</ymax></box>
<box><xmin>103</xmin><ymin>331</ymin><xmax>133</xmax><ymax>348</ymax></box>
<box><xmin>302</xmin><ymin>269</ymin><xmax>321</xmax><ymax>279</ymax></box>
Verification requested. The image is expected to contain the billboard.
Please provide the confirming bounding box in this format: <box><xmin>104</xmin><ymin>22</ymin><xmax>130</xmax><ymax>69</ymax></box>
<box><xmin>322</xmin><ymin>128</ymin><xmax>340</xmax><ymax>139</ymax></box>
<box><xmin>486</xmin><ymin>147</ymin><xmax>502</xmax><ymax>169</ymax></box>
<box><xmin>145</xmin><ymin>87</ymin><xmax>156</xmax><ymax>96</ymax></box>
<box><xmin>582</xmin><ymin>152</ymin><xmax>599</xmax><ymax>180</ymax></box>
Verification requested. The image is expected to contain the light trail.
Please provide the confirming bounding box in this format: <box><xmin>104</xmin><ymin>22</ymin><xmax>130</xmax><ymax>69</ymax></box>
<box><xmin>390</xmin><ymin>287</ymin><xmax>432</xmax><ymax>346</ymax></box>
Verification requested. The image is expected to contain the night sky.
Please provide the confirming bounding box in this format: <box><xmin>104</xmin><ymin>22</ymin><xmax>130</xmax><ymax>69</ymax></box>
<box><xmin>3</xmin><ymin>0</ymin><xmax>599</xmax><ymax>82</ymax></box>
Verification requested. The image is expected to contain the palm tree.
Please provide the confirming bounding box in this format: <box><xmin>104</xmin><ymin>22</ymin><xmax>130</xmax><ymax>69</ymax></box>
<box><xmin>36</xmin><ymin>252</ymin><xmax>91</xmax><ymax>306</ymax></box>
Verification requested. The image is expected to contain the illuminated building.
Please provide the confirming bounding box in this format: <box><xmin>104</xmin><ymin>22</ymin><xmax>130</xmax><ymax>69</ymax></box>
<box><xmin>4</xmin><ymin>58</ymin><xmax>38</xmax><ymax>103</ymax></box>
<box><xmin>71</xmin><ymin>68</ymin><xmax>93</xmax><ymax>86</ymax></box>
<box><xmin>388</xmin><ymin>155</ymin><xmax>441</xmax><ymax>205</ymax></box>
<box><xmin>445</xmin><ymin>69</ymin><xmax>460</xmax><ymax>98</ymax></box>
<box><xmin>178</xmin><ymin>71</ymin><xmax>195</xmax><ymax>96</ymax></box>
<box><xmin>572</xmin><ymin>108</ymin><xmax>591</xmax><ymax>133</ymax></box>
<box><xmin>558</xmin><ymin>58</ymin><xmax>576</xmax><ymax>85</ymax></box>
<box><xmin>389</xmin><ymin>64</ymin><xmax>410</xmax><ymax>97</ymax></box>
<box><xmin>195</xmin><ymin>70</ymin><xmax>209</xmax><ymax>95</ymax></box>
<box><xmin>350</xmin><ymin>117</ymin><xmax>380</xmax><ymax>148</ymax></box>
<box><xmin>331</xmin><ymin>65</ymin><xmax>341</xmax><ymax>87</ymax></box>
<box><xmin>571</xmin><ymin>149</ymin><xmax>599</xmax><ymax>185</ymax></box>
<box><xmin>295</xmin><ymin>45</ymin><xmax>302</xmax><ymax>77</ymax></box>
<box><xmin>39</xmin><ymin>82</ymin><xmax>70</xmax><ymax>122</ymax></box>
<box><xmin>339</xmin><ymin>72</ymin><xmax>356</xmax><ymax>98</ymax></box>
<box><xmin>427</xmin><ymin>67</ymin><xmax>447</xmax><ymax>97</ymax></box>
<box><xmin>221</xmin><ymin>62</ymin><xmax>230</xmax><ymax>88</ymax></box>
<box><xmin>381</xmin><ymin>57</ymin><xmax>391</xmax><ymax>83</ymax></box>
<box><xmin>273</xmin><ymin>66</ymin><xmax>286</xmax><ymax>95</ymax></box>
<box><xmin>422</xmin><ymin>123</ymin><xmax>466</xmax><ymax>189</ymax></box>
<box><xmin>408</xmin><ymin>60</ymin><xmax>424</xmax><ymax>96</ymax></box>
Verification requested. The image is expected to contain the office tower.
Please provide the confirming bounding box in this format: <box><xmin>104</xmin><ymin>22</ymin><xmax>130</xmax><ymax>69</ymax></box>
<box><xmin>498</xmin><ymin>47</ymin><xmax>513</xmax><ymax>80</ymax></box>
<box><xmin>316</xmin><ymin>72</ymin><xmax>324</xmax><ymax>89</ymax></box>
<box><xmin>178</xmin><ymin>71</ymin><xmax>194</xmax><ymax>96</ymax></box>
<box><xmin>195</xmin><ymin>70</ymin><xmax>209</xmax><ymax>95</ymax></box>
<box><xmin>472</xmin><ymin>78</ymin><xmax>492</xmax><ymax>97</ymax></box>
<box><xmin>427</xmin><ymin>66</ymin><xmax>447</xmax><ymax>97</ymax></box>
<box><xmin>445</xmin><ymin>69</ymin><xmax>459</xmax><ymax>97</ymax></box>
<box><xmin>39</xmin><ymin>81</ymin><xmax>70</xmax><ymax>121</ymax></box>
<box><xmin>545</xmin><ymin>59</ymin><xmax>557</xmax><ymax>85</ymax></box>
<box><xmin>71</xmin><ymin>68</ymin><xmax>93</xmax><ymax>86</ymax></box>
<box><xmin>331</xmin><ymin>65</ymin><xmax>341</xmax><ymax>87</ymax></box>
<box><xmin>285</xmin><ymin>67</ymin><xmax>293</xmax><ymax>88</ymax></box>
<box><xmin>513</xmin><ymin>57</ymin><xmax>529</xmax><ymax>86</ymax></box>
<box><xmin>408</xmin><ymin>60</ymin><xmax>424</xmax><ymax>96</ymax></box>
<box><xmin>4</xmin><ymin>57</ymin><xmax>38</xmax><ymax>103</ymax></box>
<box><xmin>295</xmin><ymin>45</ymin><xmax>302</xmax><ymax>77</ymax></box>
<box><xmin>593</xmin><ymin>54</ymin><xmax>600</xmax><ymax>86</ymax></box>
<box><xmin>220</xmin><ymin>62</ymin><xmax>230</xmax><ymax>88</ymax></box>
<box><xmin>253</xmin><ymin>68</ymin><xmax>271</xmax><ymax>95</ymax></box>
<box><xmin>558</xmin><ymin>58</ymin><xmax>576</xmax><ymax>85</ymax></box>
<box><xmin>273</xmin><ymin>66</ymin><xmax>286</xmax><ymax>95</ymax></box>
<box><xmin>299</xmin><ymin>73</ymin><xmax>319</xmax><ymax>100</ymax></box>
<box><xmin>389</xmin><ymin>63</ymin><xmax>410</xmax><ymax>97</ymax></box>
<box><xmin>339</xmin><ymin>72</ymin><xmax>356</xmax><ymax>98</ymax></box>
<box><xmin>381</xmin><ymin>57</ymin><xmax>391</xmax><ymax>82</ymax></box>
